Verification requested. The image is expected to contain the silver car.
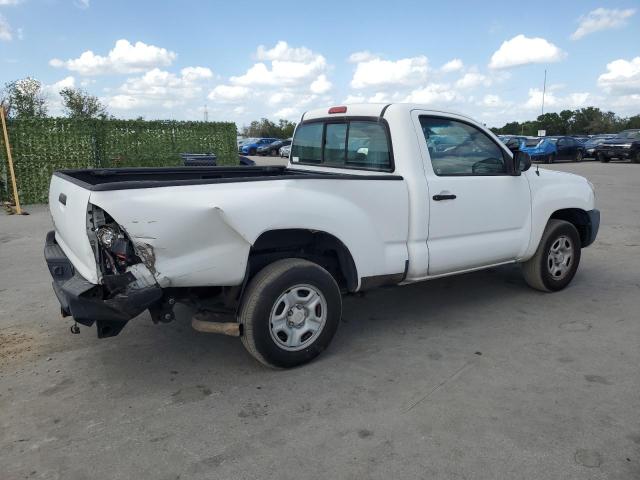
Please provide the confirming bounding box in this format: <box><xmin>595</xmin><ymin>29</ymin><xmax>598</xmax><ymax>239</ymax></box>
<box><xmin>279</xmin><ymin>144</ymin><xmax>291</xmax><ymax>158</ymax></box>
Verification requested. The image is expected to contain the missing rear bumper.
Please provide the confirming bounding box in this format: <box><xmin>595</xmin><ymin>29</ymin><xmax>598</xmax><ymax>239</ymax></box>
<box><xmin>45</xmin><ymin>230</ymin><xmax>163</xmax><ymax>337</ymax></box>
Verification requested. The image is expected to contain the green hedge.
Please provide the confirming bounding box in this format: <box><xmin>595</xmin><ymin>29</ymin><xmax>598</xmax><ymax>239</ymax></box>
<box><xmin>0</xmin><ymin>118</ymin><xmax>237</xmax><ymax>204</ymax></box>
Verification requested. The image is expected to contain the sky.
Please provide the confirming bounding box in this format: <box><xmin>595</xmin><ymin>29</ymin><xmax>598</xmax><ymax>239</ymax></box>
<box><xmin>0</xmin><ymin>0</ymin><xmax>639</xmax><ymax>127</ymax></box>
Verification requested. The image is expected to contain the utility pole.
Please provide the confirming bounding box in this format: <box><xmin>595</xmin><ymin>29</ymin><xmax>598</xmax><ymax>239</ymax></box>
<box><xmin>541</xmin><ymin>69</ymin><xmax>547</xmax><ymax>116</ymax></box>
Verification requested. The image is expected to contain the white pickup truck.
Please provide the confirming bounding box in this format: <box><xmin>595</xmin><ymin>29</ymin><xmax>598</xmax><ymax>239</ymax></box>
<box><xmin>45</xmin><ymin>103</ymin><xmax>599</xmax><ymax>368</ymax></box>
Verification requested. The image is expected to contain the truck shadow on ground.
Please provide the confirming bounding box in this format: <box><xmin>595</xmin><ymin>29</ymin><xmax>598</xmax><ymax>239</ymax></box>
<box><xmin>89</xmin><ymin>262</ymin><xmax>547</xmax><ymax>379</ymax></box>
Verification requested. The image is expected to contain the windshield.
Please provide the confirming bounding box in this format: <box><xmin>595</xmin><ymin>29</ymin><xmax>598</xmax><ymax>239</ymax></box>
<box><xmin>614</xmin><ymin>130</ymin><xmax>640</xmax><ymax>140</ymax></box>
<box><xmin>546</xmin><ymin>138</ymin><xmax>558</xmax><ymax>144</ymax></box>
<box><xmin>524</xmin><ymin>138</ymin><xmax>541</xmax><ymax>147</ymax></box>
<box><xmin>586</xmin><ymin>137</ymin><xmax>608</xmax><ymax>146</ymax></box>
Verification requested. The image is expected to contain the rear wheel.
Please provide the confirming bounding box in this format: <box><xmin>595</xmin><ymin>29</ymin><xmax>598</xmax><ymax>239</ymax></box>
<box><xmin>522</xmin><ymin>219</ymin><xmax>581</xmax><ymax>292</ymax></box>
<box><xmin>574</xmin><ymin>150</ymin><xmax>583</xmax><ymax>162</ymax></box>
<box><xmin>632</xmin><ymin>152</ymin><xmax>640</xmax><ymax>164</ymax></box>
<box><xmin>598</xmin><ymin>152</ymin><xmax>610</xmax><ymax>163</ymax></box>
<box><xmin>239</xmin><ymin>258</ymin><xmax>342</xmax><ymax>368</ymax></box>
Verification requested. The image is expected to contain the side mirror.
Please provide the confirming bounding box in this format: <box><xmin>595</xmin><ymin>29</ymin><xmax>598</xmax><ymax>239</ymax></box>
<box><xmin>513</xmin><ymin>151</ymin><xmax>531</xmax><ymax>174</ymax></box>
<box><xmin>505</xmin><ymin>138</ymin><xmax>521</xmax><ymax>151</ymax></box>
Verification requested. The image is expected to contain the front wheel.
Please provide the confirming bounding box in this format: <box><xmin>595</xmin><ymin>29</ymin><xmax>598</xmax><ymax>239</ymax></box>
<box><xmin>632</xmin><ymin>152</ymin><xmax>640</xmax><ymax>164</ymax></box>
<box><xmin>521</xmin><ymin>219</ymin><xmax>581</xmax><ymax>292</ymax></box>
<box><xmin>239</xmin><ymin>258</ymin><xmax>342</xmax><ymax>368</ymax></box>
<box><xmin>546</xmin><ymin>153</ymin><xmax>556</xmax><ymax>164</ymax></box>
<box><xmin>598</xmin><ymin>153</ymin><xmax>610</xmax><ymax>163</ymax></box>
<box><xmin>575</xmin><ymin>150</ymin><xmax>583</xmax><ymax>162</ymax></box>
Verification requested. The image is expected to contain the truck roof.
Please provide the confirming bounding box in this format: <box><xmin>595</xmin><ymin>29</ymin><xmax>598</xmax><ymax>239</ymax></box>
<box><xmin>302</xmin><ymin>103</ymin><xmax>478</xmax><ymax>124</ymax></box>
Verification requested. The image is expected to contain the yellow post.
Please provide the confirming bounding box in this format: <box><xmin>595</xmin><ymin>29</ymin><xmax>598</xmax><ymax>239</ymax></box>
<box><xmin>0</xmin><ymin>106</ymin><xmax>22</xmax><ymax>215</ymax></box>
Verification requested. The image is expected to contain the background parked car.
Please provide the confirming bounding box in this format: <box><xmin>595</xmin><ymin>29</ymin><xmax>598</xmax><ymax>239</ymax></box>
<box><xmin>595</xmin><ymin>129</ymin><xmax>640</xmax><ymax>163</ymax></box>
<box><xmin>519</xmin><ymin>137</ymin><xmax>557</xmax><ymax>163</ymax></box>
<box><xmin>280</xmin><ymin>144</ymin><xmax>291</xmax><ymax>158</ymax></box>
<box><xmin>583</xmin><ymin>134</ymin><xmax>617</xmax><ymax>158</ymax></box>
<box><xmin>544</xmin><ymin>136</ymin><xmax>586</xmax><ymax>162</ymax></box>
<box><xmin>239</xmin><ymin>138</ymin><xmax>279</xmax><ymax>155</ymax></box>
<box><xmin>257</xmin><ymin>138</ymin><xmax>291</xmax><ymax>156</ymax></box>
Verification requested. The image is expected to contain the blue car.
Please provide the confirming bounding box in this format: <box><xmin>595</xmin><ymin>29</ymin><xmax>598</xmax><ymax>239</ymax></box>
<box><xmin>519</xmin><ymin>137</ymin><xmax>558</xmax><ymax>164</ymax></box>
<box><xmin>239</xmin><ymin>137</ymin><xmax>279</xmax><ymax>155</ymax></box>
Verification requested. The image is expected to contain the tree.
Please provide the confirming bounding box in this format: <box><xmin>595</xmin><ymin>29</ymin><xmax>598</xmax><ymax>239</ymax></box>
<box><xmin>1</xmin><ymin>77</ymin><xmax>48</xmax><ymax>118</ymax></box>
<box><xmin>241</xmin><ymin>118</ymin><xmax>297</xmax><ymax>138</ymax></box>
<box><xmin>60</xmin><ymin>87</ymin><xmax>107</xmax><ymax>119</ymax></box>
<box><xmin>492</xmin><ymin>106</ymin><xmax>637</xmax><ymax>136</ymax></box>
<box><xmin>536</xmin><ymin>112</ymin><xmax>566</xmax><ymax>135</ymax></box>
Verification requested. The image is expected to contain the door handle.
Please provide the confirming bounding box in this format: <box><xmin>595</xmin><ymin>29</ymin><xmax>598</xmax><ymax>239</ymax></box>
<box><xmin>433</xmin><ymin>193</ymin><xmax>456</xmax><ymax>201</ymax></box>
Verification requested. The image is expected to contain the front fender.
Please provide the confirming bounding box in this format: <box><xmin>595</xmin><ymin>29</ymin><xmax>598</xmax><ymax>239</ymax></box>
<box><xmin>523</xmin><ymin>169</ymin><xmax>595</xmax><ymax>259</ymax></box>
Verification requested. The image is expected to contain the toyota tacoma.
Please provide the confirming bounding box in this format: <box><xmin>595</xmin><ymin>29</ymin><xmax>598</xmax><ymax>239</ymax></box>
<box><xmin>45</xmin><ymin>104</ymin><xmax>600</xmax><ymax>368</ymax></box>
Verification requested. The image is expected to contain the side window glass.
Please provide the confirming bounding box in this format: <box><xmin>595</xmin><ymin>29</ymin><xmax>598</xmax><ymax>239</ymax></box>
<box><xmin>324</xmin><ymin>123</ymin><xmax>347</xmax><ymax>165</ymax></box>
<box><xmin>347</xmin><ymin>121</ymin><xmax>391</xmax><ymax>168</ymax></box>
<box><xmin>291</xmin><ymin>123</ymin><xmax>323</xmax><ymax>164</ymax></box>
<box><xmin>419</xmin><ymin>116</ymin><xmax>506</xmax><ymax>175</ymax></box>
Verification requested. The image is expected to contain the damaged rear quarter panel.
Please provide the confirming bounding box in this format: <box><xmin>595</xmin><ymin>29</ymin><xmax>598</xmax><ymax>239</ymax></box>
<box><xmin>88</xmin><ymin>188</ymin><xmax>253</xmax><ymax>288</ymax></box>
<box><xmin>88</xmin><ymin>177</ymin><xmax>408</xmax><ymax>289</ymax></box>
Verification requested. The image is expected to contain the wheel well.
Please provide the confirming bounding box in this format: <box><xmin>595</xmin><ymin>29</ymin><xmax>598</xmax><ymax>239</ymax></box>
<box><xmin>248</xmin><ymin>229</ymin><xmax>358</xmax><ymax>292</ymax></box>
<box><xmin>550</xmin><ymin>208</ymin><xmax>590</xmax><ymax>246</ymax></box>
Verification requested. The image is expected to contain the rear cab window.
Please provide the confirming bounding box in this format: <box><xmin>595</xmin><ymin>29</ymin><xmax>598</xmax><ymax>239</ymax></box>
<box><xmin>291</xmin><ymin>118</ymin><xmax>393</xmax><ymax>172</ymax></box>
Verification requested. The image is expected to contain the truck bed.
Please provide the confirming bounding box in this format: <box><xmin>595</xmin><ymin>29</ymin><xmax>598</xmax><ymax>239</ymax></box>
<box><xmin>54</xmin><ymin>166</ymin><xmax>401</xmax><ymax>191</ymax></box>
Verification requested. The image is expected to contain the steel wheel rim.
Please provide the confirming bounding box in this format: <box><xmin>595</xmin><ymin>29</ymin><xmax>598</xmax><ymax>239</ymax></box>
<box><xmin>269</xmin><ymin>284</ymin><xmax>327</xmax><ymax>352</ymax></box>
<box><xmin>547</xmin><ymin>235</ymin><xmax>574</xmax><ymax>280</ymax></box>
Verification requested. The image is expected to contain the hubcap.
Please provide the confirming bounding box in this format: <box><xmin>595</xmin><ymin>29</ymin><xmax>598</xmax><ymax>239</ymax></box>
<box><xmin>547</xmin><ymin>235</ymin><xmax>573</xmax><ymax>280</ymax></box>
<box><xmin>269</xmin><ymin>284</ymin><xmax>327</xmax><ymax>351</ymax></box>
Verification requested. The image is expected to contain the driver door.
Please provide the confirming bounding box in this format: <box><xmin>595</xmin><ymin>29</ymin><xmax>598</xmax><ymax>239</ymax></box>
<box><xmin>416</xmin><ymin>114</ymin><xmax>532</xmax><ymax>275</ymax></box>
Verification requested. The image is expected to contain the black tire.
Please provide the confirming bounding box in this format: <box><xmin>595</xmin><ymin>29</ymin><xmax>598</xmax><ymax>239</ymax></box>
<box><xmin>598</xmin><ymin>153</ymin><xmax>610</xmax><ymax>163</ymax></box>
<box><xmin>546</xmin><ymin>153</ymin><xmax>555</xmax><ymax>164</ymax></box>
<box><xmin>521</xmin><ymin>219</ymin><xmax>581</xmax><ymax>292</ymax></box>
<box><xmin>632</xmin><ymin>152</ymin><xmax>640</xmax><ymax>164</ymax></box>
<box><xmin>575</xmin><ymin>150</ymin><xmax>583</xmax><ymax>162</ymax></box>
<box><xmin>249</xmin><ymin>148</ymin><xmax>257</xmax><ymax>155</ymax></box>
<box><xmin>239</xmin><ymin>258</ymin><xmax>342</xmax><ymax>368</ymax></box>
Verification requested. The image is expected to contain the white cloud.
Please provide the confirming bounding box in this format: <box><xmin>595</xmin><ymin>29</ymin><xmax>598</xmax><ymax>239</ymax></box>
<box><xmin>42</xmin><ymin>76</ymin><xmax>77</xmax><ymax>115</ymax></box>
<box><xmin>479</xmin><ymin>94</ymin><xmax>510</xmax><ymax>108</ymax></box>
<box><xmin>273</xmin><ymin>107</ymin><xmax>298</xmax><ymax>119</ymax></box>
<box><xmin>256</xmin><ymin>41</ymin><xmax>315</xmax><ymax>62</ymax></box>
<box><xmin>229</xmin><ymin>41</ymin><xmax>327</xmax><ymax>90</ymax></box>
<box><xmin>455</xmin><ymin>72</ymin><xmax>491</xmax><ymax>89</ymax></box>
<box><xmin>523</xmin><ymin>88</ymin><xmax>590</xmax><ymax>110</ymax></box>
<box><xmin>208</xmin><ymin>84</ymin><xmax>250</xmax><ymax>102</ymax></box>
<box><xmin>204</xmin><ymin>41</ymin><xmax>333</xmax><ymax>121</ymax></box>
<box><xmin>489</xmin><ymin>34</ymin><xmax>566</xmax><ymax>69</ymax></box>
<box><xmin>368</xmin><ymin>92</ymin><xmax>391</xmax><ymax>103</ymax></box>
<box><xmin>441</xmin><ymin>58</ymin><xmax>464</xmax><ymax>73</ymax></box>
<box><xmin>108</xmin><ymin>67</ymin><xmax>212</xmax><ymax>111</ymax></box>
<box><xmin>571</xmin><ymin>8</ymin><xmax>636</xmax><ymax>40</ymax></box>
<box><xmin>75</xmin><ymin>0</ymin><xmax>90</xmax><ymax>8</ymax></box>
<box><xmin>597</xmin><ymin>57</ymin><xmax>640</xmax><ymax>94</ymax></box>
<box><xmin>351</xmin><ymin>55</ymin><xmax>428</xmax><ymax>89</ymax></box>
<box><xmin>0</xmin><ymin>0</ymin><xmax>22</xmax><ymax>4</ymax></box>
<box><xmin>267</xmin><ymin>91</ymin><xmax>294</xmax><ymax>106</ymax></box>
<box><xmin>348</xmin><ymin>51</ymin><xmax>376</xmax><ymax>63</ymax></box>
<box><xmin>180</xmin><ymin>66</ymin><xmax>213</xmax><ymax>82</ymax></box>
<box><xmin>310</xmin><ymin>74</ymin><xmax>331</xmax><ymax>94</ymax></box>
<box><xmin>50</xmin><ymin>39</ymin><xmax>177</xmax><ymax>75</ymax></box>
<box><xmin>343</xmin><ymin>94</ymin><xmax>366</xmax><ymax>103</ymax></box>
<box><xmin>0</xmin><ymin>14</ymin><xmax>12</xmax><ymax>41</ymax></box>
<box><xmin>404</xmin><ymin>83</ymin><xmax>462</xmax><ymax>104</ymax></box>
